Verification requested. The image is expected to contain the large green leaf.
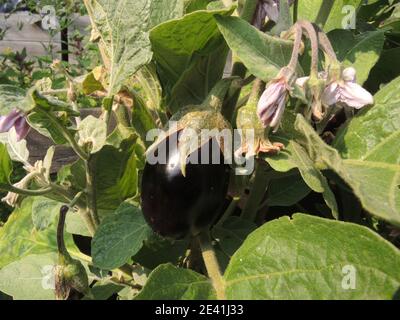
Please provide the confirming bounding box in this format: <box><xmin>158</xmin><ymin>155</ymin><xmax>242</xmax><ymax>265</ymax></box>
<box><xmin>295</xmin><ymin>114</ymin><xmax>400</xmax><ymax>226</ymax></box>
<box><xmin>150</xmin><ymin>7</ymin><xmax>233</xmax><ymax>112</ymax></box>
<box><xmin>297</xmin><ymin>0</ymin><xmax>363</xmax><ymax>32</ymax></box>
<box><xmin>92</xmin><ymin>202</ymin><xmax>152</xmax><ymax>270</ymax></box>
<box><xmin>31</xmin><ymin>197</ymin><xmax>62</xmax><ymax>231</ymax></box>
<box><xmin>0</xmin><ymin>253</ymin><xmax>57</xmax><ymax>300</ymax></box>
<box><xmin>215</xmin><ymin>15</ymin><xmax>293</xmax><ymax>82</ymax></box>
<box><xmin>333</xmin><ymin>76</ymin><xmax>400</xmax><ymax>161</ymax></box>
<box><xmin>224</xmin><ymin>214</ymin><xmax>400</xmax><ymax>299</ymax></box>
<box><xmin>328</xmin><ymin>30</ymin><xmax>385</xmax><ymax>84</ymax></box>
<box><xmin>84</xmin><ymin>0</ymin><xmax>184</xmax><ymax>95</ymax></box>
<box><xmin>0</xmin><ymin>198</ymin><xmax>82</xmax><ymax>269</ymax></box>
<box><xmin>0</xmin><ymin>143</ymin><xmax>12</xmax><ymax>186</ymax></box>
<box><xmin>135</xmin><ymin>263</ymin><xmax>216</xmax><ymax>300</ymax></box>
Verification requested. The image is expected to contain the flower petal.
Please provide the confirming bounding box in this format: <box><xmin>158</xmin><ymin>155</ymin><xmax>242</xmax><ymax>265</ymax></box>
<box><xmin>13</xmin><ymin>116</ymin><xmax>30</xmax><ymax>141</ymax></box>
<box><xmin>0</xmin><ymin>109</ymin><xmax>21</xmax><ymax>133</ymax></box>
<box><xmin>342</xmin><ymin>67</ymin><xmax>357</xmax><ymax>83</ymax></box>
<box><xmin>340</xmin><ymin>82</ymin><xmax>374</xmax><ymax>109</ymax></box>
<box><xmin>321</xmin><ymin>82</ymin><xmax>339</xmax><ymax>106</ymax></box>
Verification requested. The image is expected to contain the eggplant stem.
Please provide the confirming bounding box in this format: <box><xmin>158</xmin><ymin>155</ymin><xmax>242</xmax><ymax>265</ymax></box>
<box><xmin>197</xmin><ymin>232</ymin><xmax>226</xmax><ymax>300</ymax></box>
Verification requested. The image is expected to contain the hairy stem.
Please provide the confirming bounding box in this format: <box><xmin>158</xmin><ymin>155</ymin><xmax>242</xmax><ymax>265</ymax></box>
<box><xmin>85</xmin><ymin>158</ymin><xmax>100</xmax><ymax>228</ymax></box>
<box><xmin>4</xmin><ymin>185</ymin><xmax>52</xmax><ymax>196</ymax></box>
<box><xmin>216</xmin><ymin>197</ymin><xmax>239</xmax><ymax>227</ymax></box>
<box><xmin>197</xmin><ymin>232</ymin><xmax>226</xmax><ymax>300</ymax></box>
<box><xmin>287</xmin><ymin>24</ymin><xmax>303</xmax><ymax>72</ymax></box>
<box><xmin>297</xmin><ymin>21</ymin><xmax>319</xmax><ymax>76</ymax></box>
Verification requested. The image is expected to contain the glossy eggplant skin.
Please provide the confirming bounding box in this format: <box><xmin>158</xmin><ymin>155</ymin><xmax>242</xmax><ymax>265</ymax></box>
<box><xmin>141</xmin><ymin>132</ymin><xmax>230</xmax><ymax>239</ymax></box>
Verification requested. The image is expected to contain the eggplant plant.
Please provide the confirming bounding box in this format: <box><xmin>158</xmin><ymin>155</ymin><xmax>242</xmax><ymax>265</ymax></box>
<box><xmin>0</xmin><ymin>0</ymin><xmax>399</xmax><ymax>300</ymax></box>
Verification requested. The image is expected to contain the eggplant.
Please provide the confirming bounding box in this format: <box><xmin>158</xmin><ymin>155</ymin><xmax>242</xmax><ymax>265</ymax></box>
<box><xmin>141</xmin><ymin>131</ymin><xmax>230</xmax><ymax>239</ymax></box>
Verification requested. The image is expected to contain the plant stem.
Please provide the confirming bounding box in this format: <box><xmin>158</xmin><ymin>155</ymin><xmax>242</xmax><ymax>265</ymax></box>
<box><xmin>85</xmin><ymin>158</ymin><xmax>100</xmax><ymax>228</ymax></box>
<box><xmin>293</xmin><ymin>0</ymin><xmax>298</xmax><ymax>23</ymax></box>
<box><xmin>216</xmin><ymin>198</ymin><xmax>239</xmax><ymax>227</ymax></box>
<box><xmin>287</xmin><ymin>24</ymin><xmax>303</xmax><ymax>72</ymax></box>
<box><xmin>221</xmin><ymin>0</ymin><xmax>259</xmax><ymax>121</ymax></box>
<box><xmin>4</xmin><ymin>185</ymin><xmax>52</xmax><ymax>196</ymax></box>
<box><xmin>197</xmin><ymin>232</ymin><xmax>226</xmax><ymax>300</ymax></box>
<box><xmin>297</xmin><ymin>21</ymin><xmax>319</xmax><ymax>76</ymax></box>
<box><xmin>241</xmin><ymin>161</ymin><xmax>271</xmax><ymax>221</ymax></box>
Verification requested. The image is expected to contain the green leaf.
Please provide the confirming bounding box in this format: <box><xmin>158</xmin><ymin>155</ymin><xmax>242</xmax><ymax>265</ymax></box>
<box><xmin>28</xmin><ymin>89</ymin><xmax>78</xmax><ymax>115</ymax></box>
<box><xmin>58</xmin><ymin>134</ymin><xmax>138</xmax><ymax>210</ymax></box>
<box><xmin>224</xmin><ymin>214</ymin><xmax>400</xmax><ymax>299</ymax></box>
<box><xmin>85</xmin><ymin>0</ymin><xmax>151</xmax><ymax>95</ymax></box>
<box><xmin>0</xmin><ymin>143</ymin><xmax>12</xmax><ymax>186</ymax></box>
<box><xmin>297</xmin><ymin>0</ymin><xmax>363</xmax><ymax>32</ymax></box>
<box><xmin>268</xmin><ymin>172</ymin><xmax>311</xmax><ymax>207</ymax></box>
<box><xmin>334</xmin><ymin>76</ymin><xmax>400</xmax><ymax>161</ymax></box>
<box><xmin>0</xmin><ymin>253</ymin><xmax>57</xmax><ymax>300</ymax></box>
<box><xmin>27</xmin><ymin>111</ymin><xmax>68</xmax><ymax>145</ymax></box>
<box><xmin>295</xmin><ymin>114</ymin><xmax>400</xmax><ymax>226</ymax></box>
<box><xmin>0</xmin><ymin>85</ymin><xmax>28</xmax><ymax>116</ymax></box>
<box><xmin>215</xmin><ymin>15</ymin><xmax>294</xmax><ymax>82</ymax></box>
<box><xmin>328</xmin><ymin>30</ymin><xmax>385</xmax><ymax>84</ymax></box>
<box><xmin>77</xmin><ymin>115</ymin><xmax>107</xmax><ymax>154</ymax></box>
<box><xmin>184</xmin><ymin>0</ymin><xmax>210</xmax><ymax>13</ymax></box>
<box><xmin>212</xmin><ymin>216</ymin><xmax>256</xmax><ymax>258</ymax></box>
<box><xmin>265</xmin><ymin>133</ymin><xmax>339</xmax><ymax>219</ymax></box>
<box><xmin>0</xmin><ymin>198</ymin><xmax>81</xmax><ymax>269</ymax></box>
<box><xmin>135</xmin><ymin>263</ymin><xmax>216</xmax><ymax>300</ymax></box>
<box><xmin>150</xmin><ymin>7</ymin><xmax>233</xmax><ymax>112</ymax></box>
<box><xmin>31</xmin><ymin>197</ymin><xmax>62</xmax><ymax>231</ymax></box>
<box><xmin>83</xmin><ymin>279</ymin><xmax>124</xmax><ymax>300</ymax></box>
<box><xmin>133</xmin><ymin>233</ymin><xmax>189</xmax><ymax>270</ymax></box>
<box><xmin>92</xmin><ymin>202</ymin><xmax>152</xmax><ymax>270</ymax></box>
<box><xmin>365</xmin><ymin>48</ymin><xmax>400</xmax><ymax>93</ymax></box>
<box><xmin>149</xmin><ymin>0</ymin><xmax>184</xmax><ymax>29</ymax></box>
<box><xmin>84</xmin><ymin>0</ymin><xmax>184</xmax><ymax>95</ymax></box>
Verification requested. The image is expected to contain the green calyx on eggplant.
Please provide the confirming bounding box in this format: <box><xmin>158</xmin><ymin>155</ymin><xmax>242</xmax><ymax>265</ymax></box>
<box><xmin>141</xmin><ymin>79</ymin><xmax>235</xmax><ymax>239</ymax></box>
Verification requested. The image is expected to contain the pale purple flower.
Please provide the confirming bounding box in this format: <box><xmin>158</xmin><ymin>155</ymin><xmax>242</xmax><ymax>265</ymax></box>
<box><xmin>322</xmin><ymin>67</ymin><xmax>373</xmax><ymax>109</ymax></box>
<box><xmin>0</xmin><ymin>109</ymin><xmax>30</xmax><ymax>141</ymax></box>
<box><xmin>253</xmin><ymin>0</ymin><xmax>295</xmax><ymax>27</ymax></box>
<box><xmin>257</xmin><ymin>79</ymin><xmax>288</xmax><ymax>131</ymax></box>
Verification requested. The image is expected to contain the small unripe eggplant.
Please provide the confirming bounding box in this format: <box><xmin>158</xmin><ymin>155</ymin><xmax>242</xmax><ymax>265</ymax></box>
<box><xmin>141</xmin><ymin>131</ymin><xmax>230</xmax><ymax>239</ymax></box>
